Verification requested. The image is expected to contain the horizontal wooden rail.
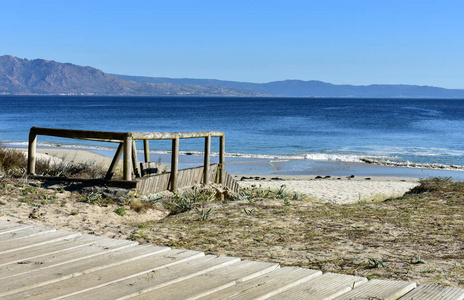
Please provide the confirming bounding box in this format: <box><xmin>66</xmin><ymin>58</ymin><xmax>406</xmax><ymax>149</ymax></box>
<box><xmin>131</xmin><ymin>131</ymin><xmax>224</xmax><ymax>140</ymax></box>
<box><xmin>30</xmin><ymin>127</ymin><xmax>224</xmax><ymax>141</ymax></box>
<box><xmin>30</xmin><ymin>127</ymin><xmax>127</xmax><ymax>142</ymax></box>
<box><xmin>26</xmin><ymin>127</ymin><xmax>236</xmax><ymax>194</ymax></box>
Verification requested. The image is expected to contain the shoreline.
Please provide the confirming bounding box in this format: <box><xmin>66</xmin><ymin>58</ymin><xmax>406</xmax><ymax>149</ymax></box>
<box><xmin>7</xmin><ymin>141</ymin><xmax>464</xmax><ymax>171</ymax></box>
<box><xmin>13</xmin><ymin>145</ymin><xmax>464</xmax><ymax>181</ymax></box>
<box><xmin>16</xmin><ymin>147</ymin><xmax>423</xmax><ymax>204</ymax></box>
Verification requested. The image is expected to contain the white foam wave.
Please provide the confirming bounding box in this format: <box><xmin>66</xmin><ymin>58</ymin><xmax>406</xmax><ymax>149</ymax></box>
<box><xmin>4</xmin><ymin>141</ymin><xmax>463</xmax><ymax>171</ymax></box>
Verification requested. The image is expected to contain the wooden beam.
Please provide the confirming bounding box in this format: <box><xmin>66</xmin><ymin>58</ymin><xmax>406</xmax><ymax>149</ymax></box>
<box><xmin>219</xmin><ymin>135</ymin><xmax>225</xmax><ymax>184</ymax></box>
<box><xmin>170</xmin><ymin>137</ymin><xmax>179</xmax><ymax>191</ymax></box>
<box><xmin>123</xmin><ymin>134</ymin><xmax>133</xmax><ymax>180</ymax></box>
<box><xmin>203</xmin><ymin>135</ymin><xmax>211</xmax><ymax>185</ymax></box>
<box><xmin>132</xmin><ymin>141</ymin><xmax>140</xmax><ymax>178</ymax></box>
<box><xmin>27</xmin><ymin>130</ymin><xmax>37</xmax><ymax>175</ymax></box>
<box><xmin>30</xmin><ymin>127</ymin><xmax>126</xmax><ymax>142</ymax></box>
<box><xmin>132</xmin><ymin>131</ymin><xmax>224</xmax><ymax>140</ymax></box>
<box><xmin>29</xmin><ymin>175</ymin><xmax>138</xmax><ymax>188</ymax></box>
<box><xmin>105</xmin><ymin>143</ymin><xmax>124</xmax><ymax>179</ymax></box>
<box><xmin>143</xmin><ymin>140</ymin><xmax>150</xmax><ymax>162</ymax></box>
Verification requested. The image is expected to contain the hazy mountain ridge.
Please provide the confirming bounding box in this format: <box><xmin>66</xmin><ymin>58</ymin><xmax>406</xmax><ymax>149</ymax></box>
<box><xmin>114</xmin><ymin>74</ymin><xmax>464</xmax><ymax>98</ymax></box>
<box><xmin>0</xmin><ymin>55</ymin><xmax>264</xmax><ymax>96</ymax></box>
<box><xmin>1</xmin><ymin>55</ymin><xmax>464</xmax><ymax>98</ymax></box>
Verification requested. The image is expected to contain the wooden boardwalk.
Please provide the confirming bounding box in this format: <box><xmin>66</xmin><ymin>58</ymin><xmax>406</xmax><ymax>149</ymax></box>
<box><xmin>1</xmin><ymin>220</ymin><xmax>463</xmax><ymax>300</ymax></box>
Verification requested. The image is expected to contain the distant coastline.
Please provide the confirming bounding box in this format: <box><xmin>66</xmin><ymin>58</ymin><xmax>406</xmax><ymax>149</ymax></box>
<box><xmin>2</xmin><ymin>55</ymin><xmax>464</xmax><ymax>98</ymax></box>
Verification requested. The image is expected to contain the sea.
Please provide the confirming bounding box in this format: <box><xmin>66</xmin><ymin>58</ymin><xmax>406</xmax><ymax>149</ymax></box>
<box><xmin>1</xmin><ymin>96</ymin><xmax>464</xmax><ymax>179</ymax></box>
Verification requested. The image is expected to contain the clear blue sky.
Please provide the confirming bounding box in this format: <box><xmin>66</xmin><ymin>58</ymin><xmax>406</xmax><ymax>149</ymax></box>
<box><xmin>2</xmin><ymin>0</ymin><xmax>464</xmax><ymax>88</ymax></box>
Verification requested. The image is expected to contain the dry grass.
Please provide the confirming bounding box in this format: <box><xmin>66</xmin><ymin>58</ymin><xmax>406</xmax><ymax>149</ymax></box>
<box><xmin>130</xmin><ymin>178</ymin><xmax>464</xmax><ymax>288</ymax></box>
<box><xmin>0</xmin><ymin>145</ymin><xmax>106</xmax><ymax>178</ymax></box>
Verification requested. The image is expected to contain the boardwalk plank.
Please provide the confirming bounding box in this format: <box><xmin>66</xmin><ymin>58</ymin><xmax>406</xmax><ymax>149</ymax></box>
<box><xmin>0</xmin><ymin>236</ymin><xmax>139</xmax><ymax>279</ymax></box>
<box><xmin>333</xmin><ymin>279</ymin><xmax>416</xmax><ymax>300</ymax></box>
<box><xmin>130</xmin><ymin>260</ymin><xmax>280</xmax><ymax>300</ymax></box>
<box><xmin>0</xmin><ymin>222</ymin><xmax>29</xmax><ymax>233</ymax></box>
<box><xmin>0</xmin><ymin>221</ymin><xmax>463</xmax><ymax>300</ymax></box>
<box><xmin>0</xmin><ymin>233</ymin><xmax>93</xmax><ymax>264</ymax></box>
<box><xmin>267</xmin><ymin>272</ymin><xmax>368</xmax><ymax>300</ymax></box>
<box><xmin>62</xmin><ymin>255</ymin><xmax>241</xmax><ymax>300</ymax></box>
<box><xmin>0</xmin><ymin>225</ymin><xmax>56</xmax><ymax>241</ymax></box>
<box><xmin>198</xmin><ymin>266</ymin><xmax>322</xmax><ymax>300</ymax></box>
<box><xmin>399</xmin><ymin>284</ymin><xmax>464</xmax><ymax>300</ymax></box>
<box><xmin>2</xmin><ymin>248</ymin><xmax>207</xmax><ymax>300</ymax></box>
<box><xmin>0</xmin><ymin>240</ymin><xmax>149</xmax><ymax>297</ymax></box>
<box><xmin>0</xmin><ymin>230</ymin><xmax>82</xmax><ymax>254</ymax></box>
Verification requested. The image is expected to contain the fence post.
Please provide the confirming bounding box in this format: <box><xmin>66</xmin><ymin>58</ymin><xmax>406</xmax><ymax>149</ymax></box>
<box><xmin>27</xmin><ymin>129</ymin><xmax>37</xmax><ymax>175</ymax></box>
<box><xmin>170</xmin><ymin>136</ymin><xmax>179</xmax><ymax>191</ymax></box>
<box><xmin>203</xmin><ymin>135</ymin><xmax>211</xmax><ymax>185</ymax></box>
<box><xmin>132</xmin><ymin>141</ymin><xmax>140</xmax><ymax>178</ymax></box>
<box><xmin>123</xmin><ymin>133</ymin><xmax>133</xmax><ymax>180</ymax></box>
<box><xmin>219</xmin><ymin>135</ymin><xmax>225</xmax><ymax>184</ymax></box>
<box><xmin>143</xmin><ymin>139</ymin><xmax>150</xmax><ymax>162</ymax></box>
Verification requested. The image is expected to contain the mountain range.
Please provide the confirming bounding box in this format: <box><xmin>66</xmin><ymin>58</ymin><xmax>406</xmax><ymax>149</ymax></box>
<box><xmin>2</xmin><ymin>55</ymin><xmax>464</xmax><ymax>98</ymax></box>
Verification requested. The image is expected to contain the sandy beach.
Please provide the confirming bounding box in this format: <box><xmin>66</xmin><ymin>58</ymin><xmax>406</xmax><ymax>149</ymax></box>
<box><xmin>234</xmin><ymin>175</ymin><xmax>419</xmax><ymax>204</ymax></box>
<box><xmin>18</xmin><ymin>147</ymin><xmax>422</xmax><ymax>204</ymax></box>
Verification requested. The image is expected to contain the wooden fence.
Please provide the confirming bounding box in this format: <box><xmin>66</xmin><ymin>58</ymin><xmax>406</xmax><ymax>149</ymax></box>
<box><xmin>27</xmin><ymin>127</ymin><xmax>239</xmax><ymax>194</ymax></box>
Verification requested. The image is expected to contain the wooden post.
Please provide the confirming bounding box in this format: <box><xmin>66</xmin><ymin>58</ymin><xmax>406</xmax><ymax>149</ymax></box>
<box><xmin>219</xmin><ymin>135</ymin><xmax>225</xmax><ymax>184</ymax></box>
<box><xmin>105</xmin><ymin>143</ymin><xmax>124</xmax><ymax>179</ymax></box>
<box><xmin>27</xmin><ymin>130</ymin><xmax>37</xmax><ymax>175</ymax></box>
<box><xmin>132</xmin><ymin>141</ymin><xmax>140</xmax><ymax>178</ymax></box>
<box><xmin>143</xmin><ymin>139</ymin><xmax>150</xmax><ymax>162</ymax></box>
<box><xmin>203</xmin><ymin>135</ymin><xmax>211</xmax><ymax>185</ymax></box>
<box><xmin>170</xmin><ymin>137</ymin><xmax>179</xmax><ymax>191</ymax></box>
<box><xmin>123</xmin><ymin>133</ymin><xmax>133</xmax><ymax>181</ymax></box>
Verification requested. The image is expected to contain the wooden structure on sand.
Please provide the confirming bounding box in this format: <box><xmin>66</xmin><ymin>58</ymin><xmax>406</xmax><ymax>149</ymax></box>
<box><xmin>27</xmin><ymin>127</ymin><xmax>239</xmax><ymax>194</ymax></box>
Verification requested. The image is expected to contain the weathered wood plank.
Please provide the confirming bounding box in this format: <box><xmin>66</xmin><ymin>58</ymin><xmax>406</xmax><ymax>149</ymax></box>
<box><xmin>62</xmin><ymin>255</ymin><xmax>241</xmax><ymax>300</ymax></box>
<box><xmin>0</xmin><ymin>237</ymin><xmax>137</xmax><ymax>280</ymax></box>
<box><xmin>30</xmin><ymin>127</ymin><xmax>127</xmax><ymax>142</ymax></box>
<box><xmin>28</xmin><ymin>175</ymin><xmax>139</xmax><ymax>188</ymax></box>
<box><xmin>170</xmin><ymin>137</ymin><xmax>179</xmax><ymax>190</ymax></box>
<box><xmin>105</xmin><ymin>142</ymin><xmax>124</xmax><ymax>179</ymax></box>
<box><xmin>333</xmin><ymin>279</ymin><xmax>416</xmax><ymax>300</ymax></box>
<box><xmin>267</xmin><ymin>272</ymin><xmax>368</xmax><ymax>300</ymax></box>
<box><xmin>27</xmin><ymin>130</ymin><xmax>37</xmax><ymax>174</ymax></box>
<box><xmin>131</xmin><ymin>131</ymin><xmax>224</xmax><ymax>140</ymax></box>
<box><xmin>123</xmin><ymin>134</ymin><xmax>133</xmax><ymax>180</ymax></box>
<box><xmin>143</xmin><ymin>139</ymin><xmax>150</xmax><ymax>162</ymax></box>
<box><xmin>132</xmin><ymin>141</ymin><xmax>141</xmax><ymax>178</ymax></box>
<box><xmin>199</xmin><ymin>266</ymin><xmax>322</xmax><ymax>300</ymax></box>
<box><xmin>0</xmin><ymin>226</ymin><xmax>56</xmax><ymax>242</ymax></box>
<box><xmin>0</xmin><ymin>235</ymin><xmax>99</xmax><ymax>265</ymax></box>
<box><xmin>137</xmin><ymin>172</ymin><xmax>171</xmax><ymax>194</ymax></box>
<box><xmin>204</xmin><ymin>135</ymin><xmax>211</xmax><ymax>184</ymax></box>
<box><xmin>0</xmin><ymin>223</ymin><xmax>30</xmax><ymax>234</ymax></box>
<box><xmin>2</xmin><ymin>248</ymin><xmax>205</xmax><ymax>300</ymax></box>
<box><xmin>130</xmin><ymin>260</ymin><xmax>279</xmax><ymax>300</ymax></box>
<box><xmin>219</xmin><ymin>135</ymin><xmax>225</xmax><ymax>184</ymax></box>
<box><xmin>399</xmin><ymin>284</ymin><xmax>464</xmax><ymax>300</ymax></box>
<box><xmin>0</xmin><ymin>242</ymin><xmax>153</xmax><ymax>297</ymax></box>
<box><xmin>0</xmin><ymin>231</ymin><xmax>83</xmax><ymax>256</ymax></box>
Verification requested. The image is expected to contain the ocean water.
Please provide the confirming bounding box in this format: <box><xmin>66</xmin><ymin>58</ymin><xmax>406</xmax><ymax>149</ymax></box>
<box><xmin>1</xmin><ymin>96</ymin><xmax>464</xmax><ymax>173</ymax></box>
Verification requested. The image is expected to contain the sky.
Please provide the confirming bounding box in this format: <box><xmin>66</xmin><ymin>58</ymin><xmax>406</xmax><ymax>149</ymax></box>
<box><xmin>2</xmin><ymin>0</ymin><xmax>464</xmax><ymax>88</ymax></box>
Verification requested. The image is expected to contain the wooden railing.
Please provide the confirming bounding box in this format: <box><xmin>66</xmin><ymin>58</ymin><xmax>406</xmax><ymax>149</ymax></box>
<box><xmin>27</xmin><ymin>127</ymin><xmax>235</xmax><ymax>193</ymax></box>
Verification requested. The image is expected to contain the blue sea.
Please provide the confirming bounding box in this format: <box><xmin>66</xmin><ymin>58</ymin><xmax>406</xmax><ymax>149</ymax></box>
<box><xmin>1</xmin><ymin>96</ymin><xmax>464</xmax><ymax>178</ymax></box>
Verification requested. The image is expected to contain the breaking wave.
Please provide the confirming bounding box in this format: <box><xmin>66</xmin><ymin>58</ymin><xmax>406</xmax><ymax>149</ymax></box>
<box><xmin>5</xmin><ymin>142</ymin><xmax>463</xmax><ymax>171</ymax></box>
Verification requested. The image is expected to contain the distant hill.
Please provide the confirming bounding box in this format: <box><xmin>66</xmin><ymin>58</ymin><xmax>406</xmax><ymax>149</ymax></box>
<box><xmin>2</xmin><ymin>55</ymin><xmax>464</xmax><ymax>98</ymax></box>
<box><xmin>113</xmin><ymin>74</ymin><xmax>464</xmax><ymax>98</ymax></box>
<box><xmin>0</xmin><ymin>55</ymin><xmax>264</xmax><ymax>96</ymax></box>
